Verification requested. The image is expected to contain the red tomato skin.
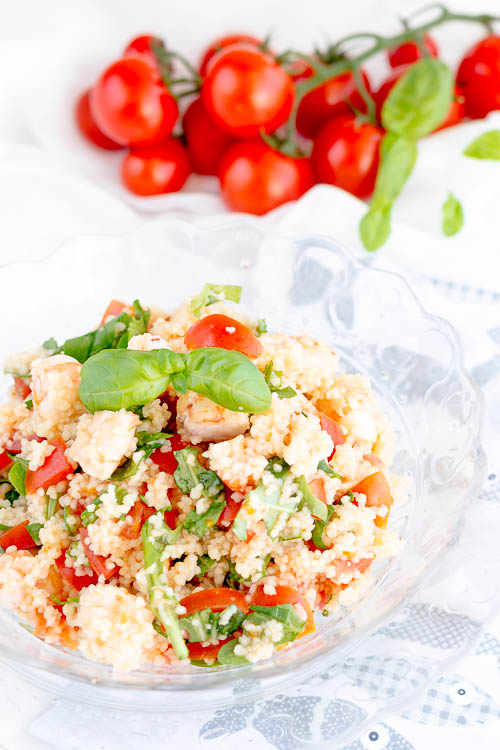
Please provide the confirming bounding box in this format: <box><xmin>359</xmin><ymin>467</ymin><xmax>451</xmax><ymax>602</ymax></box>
<box><xmin>187</xmin><ymin>636</ymin><xmax>238</xmax><ymax>660</ymax></box>
<box><xmin>90</xmin><ymin>57</ymin><xmax>178</xmax><ymax>146</ymax></box>
<box><xmin>185</xmin><ymin>314</ymin><xmax>263</xmax><ymax>358</ymax></box>
<box><xmin>13</xmin><ymin>376</ymin><xmax>31</xmax><ymax>400</ymax></box>
<box><xmin>151</xmin><ymin>434</ymin><xmax>188</xmax><ymax>474</ymax></box>
<box><xmin>122</xmin><ymin>500</ymin><xmax>156</xmax><ymax>539</ymax></box>
<box><xmin>319</xmin><ymin>413</ymin><xmax>345</xmax><ymax>459</ymax></box>
<box><xmin>199</xmin><ymin>34</ymin><xmax>262</xmax><ymax>77</ymax></box>
<box><xmin>55</xmin><ymin>550</ymin><xmax>99</xmax><ymax>590</ymax></box>
<box><xmin>457</xmin><ymin>35</ymin><xmax>500</xmax><ymax>119</ymax></box>
<box><xmin>79</xmin><ymin>527</ymin><xmax>118</xmax><ymax>580</ymax></box>
<box><xmin>218</xmin><ymin>486</ymin><xmax>244</xmax><ymax>529</ymax></box>
<box><xmin>25</xmin><ymin>437</ymin><xmax>74</xmax><ymax>494</ymax></box>
<box><xmin>202</xmin><ymin>46</ymin><xmax>294</xmax><ymax>138</ymax></box>
<box><xmin>252</xmin><ymin>584</ymin><xmax>315</xmax><ymax>635</ymax></box>
<box><xmin>388</xmin><ymin>34</ymin><xmax>438</xmax><ymax>68</ymax></box>
<box><xmin>180</xmin><ymin>588</ymin><xmax>249</xmax><ymax>616</ymax></box>
<box><xmin>219</xmin><ymin>140</ymin><xmax>314</xmax><ymax>216</ymax></box>
<box><xmin>0</xmin><ymin>520</ymin><xmax>38</xmax><ymax>551</ymax></box>
<box><xmin>124</xmin><ymin>34</ymin><xmax>162</xmax><ymax>65</ymax></box>
<box><xmin>296</xmin><ymin>69</ymin><xmax>371</xmax><ymax>138</ymax></box>
<box><xmin>0</xmin><ymin>451</ymin><xmax>13</xmax><ymax>472</ymax></box>
<box><xmin>121</xmin><ymin>139</ymin><xmax>191</xmax><ymax>196</ymax></box>
<box><xmin>75</xmin><ymin>90</ymin><xmax>123</xmax><ymax>151</ymax></box>
<box><xmin>311</xmin><ymin>115</ymin><xmax>383</xmax><ymax>199</ymax></box>
<box><xmin>183</xmin><ymin>98</ymin><xmax>234</xmax><ymax>176</ymax></box>
<box><xmin>99</xmin><ymin>299</ymin><xmax>132</xmax><ymax>325</ymax></box>
<box><xmin>351</xmin><ymin>471</ymin><xmax>392</xmax><ymax>508</ymax></box>
<box><xmin>434</xmin><ymin>86</ymin><xmax>466</xmax><ymax>132</ymax></box>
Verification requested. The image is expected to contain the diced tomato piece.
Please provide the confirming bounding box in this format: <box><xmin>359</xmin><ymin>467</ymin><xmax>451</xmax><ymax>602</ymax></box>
<box><xmin>122</xmin><ymin>500</ymin><xmax>156</xmax><ymax>539</ymax></box>
<box><xmin>55</xmin><ymin>549</ymin><xmax>99</xmax><ymax>591</ymax></box>
<box><xmin>308</xmin><ymin>477</ymin><xmax>327</xmax><ymax>509</ymax></box>
<box><xmin>351</xmin><ymin>471</ymin><xmax>392</xmax><ymax>508</ymax></box>
<box><xmin>79</xmin><ymin>527</ymin><xmax>118</xmax><ymax>580</ymax></box>
<box><xmin>0</xmin><ymin>520</ymin><xmax>38</xmax><ymax>551</ymax></box>
<box><xmin>251</xmin><ymin>584</ymin><xmax>315</xmax><ymax>636</ymax></box>
<box><xmin>180</xmin><ymin>588</ymin><xmax>249</xmax><ymax>616</ymax></box>
<box><xmin>164</xmin><ymin>489</ymin><xmax>178</xmax><ymax>530</ymax></box>
<box><xmin>218</xmin><ymin>486</ymin><xmax>244</xmax><ymax>529</ymax></box>
<box><xmin>187</xmin><ymin>635</ymin><xmax>239</xmax><ymax>661</ymax></box>
<box><xmin>151</xmin><ymin>433</ymin><xmax>188</xmax><ymax>474</ymax></box>
<box><xmin>331</xmin><ymin>557</ymin><xmax>373</xmax><ymax>578</ymax></box>
<box><xmin>0</xmin><ymin>451</ymin><xmax>13</xmax><ymax>472</ymax></box>
<box><xmin>25</xmin><ymin>437</ymin><xmax>74</xmax><ymax>494</ymax></box>
<box><xmin>13</xmin><ymin>376</ymin><xmax>31</xmax><ymax>400</ymax></box>
<box><xmin>99</xmin><ymin>299</ymin><xmax>133</xmax><ymax>325</ymax></box>
<box><xmin>319</xmin><ymin>413</ymin><xmax>345</xmax><ymax>459</ymax></box>
<box><xmin>7</xmin><ymin>440</ymin><xmax>22</xmax><ymax>454</ymax></box>
<box><xmin>184</xmin><ymin>314</ymin><xmax>263</xmax><ymax>358</ymax></box>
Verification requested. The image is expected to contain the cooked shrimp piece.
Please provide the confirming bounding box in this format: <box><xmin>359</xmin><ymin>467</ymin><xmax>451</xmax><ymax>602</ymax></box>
<box><xmin>31</xmin><ymin>354</ymin><xmax>84</xmax><ymax>439</ymax></box>
<box><xmin>67</xmin><ymin>409</ymin><xmax>140</xmax><ymax>480</ymax></box>
<box><xmin>177</xmin><ymin>391</ymin><xmax>250</xmax><ymax>444</ymax></box>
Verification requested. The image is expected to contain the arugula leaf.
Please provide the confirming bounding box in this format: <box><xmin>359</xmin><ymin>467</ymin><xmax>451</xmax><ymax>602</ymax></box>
<box><xmin>247</xmin><ymin>603</ymin><xmax>306</xmax><ymax>643</ymax></box>
<box><xmin>62</xmin><ymin>299</ymin><xmax>150</xmax><ymax>364</ymax></box>
<box><xmin>263</xmin><ymin>361</ymin><xmax>297</xmax><ymax>399</ymax></box>
<box><xmin>190</xmin><ymin>284</ymin><xmax>242</xmax><ymax>318</ymax></box>
<box><xmin>141</xmin><ymin>512</ymin><xmax>188</xmax><ymax>660</ymax></box>
<box><xmin>311</xmin><ymin>504</ymin><xmax>335</xmax><ymax>550</ymax></box>
<box><xmin>296</xmin><ymin>476</ymin><xmax>327</xmax><ymax>521</ymax></box>
<box><xmin>26</xmin><ymin>523</ymin><xmax>43</xmax><ymax>545</ymax></box>
<box><xmin>256</xmin><ymin>318</ymin><xmax>267</xmax><ymax>336</ymax></box>
<box><xmin>463</xmin><ymin>130</ymin><xmax>500</xmax><ymax>160</ymax></box>
<box><xmin>317</xmin><ymin>459</ymin><xmax>342</xmax><ymax>480</ymax></box>
<box><xmin>8</xmin><ymin>457</ymin><xmax>28</xmax><ymax>497</ymax></box>
<box><xmin>442</xmin><ymin>192</ymin><xmax>464</xmax><ymax>237</ymax></box>
<box><xmin>197</xmin><ymin>554</ymin><xmax>215</xmax><ymax>577</ymax></box>
<box><xmin>184</xmin><ymin>500</ymin><xmax>226</xmax><ymax>538</ymax></box>
<box><xmin>217</xmin><ymin>639</ymin><xmax>250</xmax><ymax>666</ymax></box>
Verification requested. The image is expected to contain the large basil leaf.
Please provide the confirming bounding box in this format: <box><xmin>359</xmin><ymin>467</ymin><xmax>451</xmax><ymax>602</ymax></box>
<box><xmin>185</xmin><ymin>348</ymin><xmax>271</xmax><ymax>414</ymax></box>
<box><xmin>78</xmin><ymin>349</ymin><xmax>185</xmax><ymax>412</ymax></box>
<box><xmin>190</xmin><ymin>284</ymin><xmax>242</xmax><ymax>319</ymax></box>
<box><xmin>382</xmin><ymin>59</ymin><xmax>453</xmax><ymax>139</ymax></box>
<box><xmin>463</xmin><ymin>130</ymin><xmax>500</xmax><ymax>160</ymax></box>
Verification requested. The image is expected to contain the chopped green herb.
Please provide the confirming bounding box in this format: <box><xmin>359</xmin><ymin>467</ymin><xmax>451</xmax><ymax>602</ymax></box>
<box><xmin>45</xmin><ymin>495</ymin><xmax>58</xmax><ymax>521</ymax></box>
<box><xmin>0</xmin><ymin>524</ymin><xmax>12</xmax><ymax>532</ymax></box>
<box><xmin>248</xmin><ymin>603</ymin><xmax>306</xmax><ymax>643</ymax></box>
<box><xmin>311</xmin><ymin>505</ymin><xmax>335</xmax><ymax>550</ymax></box>
<box><xmin>24</xmin><ymin>398</ymin><xmax>33</xmax><ymax>409</ymax></box>
<box><xmin>190</xmin><ymin>283</ymin><xmax>242</xmax><ymax>318</ymax></box>
<box><xmin>63</xmin><ymin>506</ymin><xmax>78</xmax><ymax>536</ymax></box>
<box><xmin>50</xmin><ymin>594</ymin><xmax>79</xmax><ymax>606</ymax></box>
<box><xmin>263</xmin><ymin>361</ymin><xmax>297</xmax><ymax>399</ymax></box>
<box><xmin>217</xmin><ymin>639</ymin><xmax>250</xmax><ymax>666</ymax></box>
<box><xmin>256</xmin><ymin>318</ymin><xmax>267</xmax><ymax>335</ymax></box>
<box><xmin>463</xmin><ymin>129</ymin><xmax>500</xmax><ymax>160</ymax></box>
<box><xmin>180</xmin><ymin>604</ymin><xmax>245</xmax><ymax>643</ymax></box>
<box><xmin>296</xmin><ymin>475</ymin><xmax>327</xmax><ymax>521</ymax></box>
<box><xmin>26</xmin><ymin>523</ymin><xmax>43</xmax><ymax>545</ymax></box>
<box><xmin>8</xmin><ymin>457</ymin><xmax>28</xmax><ymax>497</ymax></box>
<box><xmin>442</xmin><ymin>192</ymin><xmax>464</xmax><ymax>237</ymax></box>
<box><xmin>3</xmin><ymin>485</ymin><xmax>19</xmax><ymax>505</ymax></box>
<box><xmin>184</xmin><ymin>500</ymin><xmax>226</xmax><ymax>538</ymax></box>
<box><xmin>81</xmin><ymin>497</ymin><xmax>102</xmax><ymax>527</ymax></box>
<box><xmin>317</xmin><ymin>459</ymin><xmax>342</xmax><ymax>480</ymax></box>
<box><xmin>197</xmin><ymin>554</ymin><xmax>215</xmax><ymax>577</ymax></box>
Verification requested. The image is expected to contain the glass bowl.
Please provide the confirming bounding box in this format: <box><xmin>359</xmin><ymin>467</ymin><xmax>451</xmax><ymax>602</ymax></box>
<box><xmin>0</xmin><ymin>219</ymin><xmax>489</xmax><ymax>744</ymax></box>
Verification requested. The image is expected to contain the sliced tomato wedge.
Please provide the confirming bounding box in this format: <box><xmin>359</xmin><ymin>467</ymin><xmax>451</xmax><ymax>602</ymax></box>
<box><xmin>251</xmin><ymin>584</ymin><xmax>315</xmax><ymax>636</ymax></box>
<box><xmin>151</xmin><ymin>433</ymin><xmax>188</xmax><ymax>475</ymax></box>
<box><xmin>218</xmin><ymin>486</ymin><xmax>244</xmax><ymax>529</ymax></box>
<box><xmin>55</xmin><ymin>549</ymin><xmax>99</xmax><ymax>590</ymax></box>
<box><xmin>25</xmin><ymin>437</ymin><xmax>74</xmax><ymax>494</ymax></box>
<box><xmin>122</xmin><ymin>500</ymin><xmax>156</xmax><ymax>539</ymax></box>
<box><xmin>99</xmin><ymin>299</ymin><xmax>133</xmax><ymax>325</ymax></box>
<box><xmin>13</xmin><ymin>376</ymin><xmax>31</xmax><ymax>400</ymax></box>
<box><xmin>187</xmin><ymin>635</ymin><xmax>239</xmax><ymax>661</ymax></box>
<box><xmin>180</xmin><ymin>587</ymin><xmax>249</xmax><ymax>616</ymax></box>
<box><xmin>79</xmin><ymin>527</ymin><xmax>118</xmax><ymax>580</ymax></box>
<box><xmin>0</xmin><ymin>520</ymin><xmax>38</xmax><ymax>551</ymax></box>
<box><xmin>319</xmin><ymin>413</ymin><xmax>345</xmax><ymax>459</ymax></box>
<box><xmin>184</xmin><ymin>314</ymin><xmax>263</xmax><ymax>358</ymax></box>
<box><xmin>0</xmin><ymin>451</ymin><xmax>13</xmax><ymax>472</ymax></box>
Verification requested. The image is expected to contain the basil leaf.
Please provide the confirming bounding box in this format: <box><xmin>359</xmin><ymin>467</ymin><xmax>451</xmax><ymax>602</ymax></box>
<box><xmin>217</xmin><ymin>639</ymin><xmax>250</xmax><ymax>666</ymax></box>
<box><xmin>197</xmin><ymin>554</ymin><xmax>215</xmax><ymax>577</ymax></box>
<box><xmin>373</xmin><ymin>133</ymin><xmax>417</xmax><ymax>203</ymax></box>
<box><xmin>463</xmin><ymin>130</ymin><xmax>500</xmax><ymax>160</ymax></box>
<box><xmin>382</xmin><ymin>59</ymin><xmax>453</xmax><ymax>139</ymax></box>
<box><xmin>62</xmin><ymin>300</ymin><xmax>150</xmax><ymax>363</ymax></box>
<box><xmin>232</xmin><ymin>513</ymin><xmax>247</xmax><ymax>542</ymax></box>
<box><xmin>256</xmin><ymin>318</ymin><xmax>267</xmax><ymax>335</ymax></box>
<box><xmin>264</xmin><ymin>361</ymin><xmax>297</xmax><ymax>400</ymax></box>
<box><xmin>8</xmin><ymin>457</ymin><xmax>28</xmax><ymax>497</ymax></box>
<box><xmin>45</xmin><ymin>495</ymin><xmax>58</xmax><ymax>520</ymax></box>
<box><xmin>181</xmin><ymin>604</ymin><xmax>245</xmax><ymax>643</ymax></box>
<box><xmin>317</xmin><ymin>460</ymin><xmax>342</xmax><ymax>480</ymax></box>
<box><xmin>26</xmin><ymin>522</ymin><xmax>43</xmax><ymax>545</ymax></box>
<box><xmin>142</xmin><ymin>513</ymin><xmax>188</xmax><ymax>660</ymax></box>
<box><xmin>43</xmin><ymin>337</ymin><xmax>61</xmax><ymax>352</ymax></box>
<box><xmin>173</xmin><ymin>447</ymin><xmax>223</xmax><ymax>497</ymax></box>
<box><xmin>3</xmin><ymin>485</ymin><xmax>19</xmax><ymax>505</ymax></box>
<box><xmin>442</xmin><ymin>192</ymin><xmax>464</xmax><ymax>237</ymax></box>
<box><xmin>184</xmin><ymin>500</ymin><xmax>226</xmax><ymax>538</ymax></box>
<box><xmin>190</xmin><ymin>284</ymin><xmax>242</xmax><ymax>319</ymax></box>
<box><xmin>311</xmin><ymin>504</ymin><xmax>335</xmax><ymax>550</ymax></box>
<box><xmin>247</xmin><ymin>603</ymin><xmax>306</xmax><ymax>643</ymax></box>
<box><xmin>81</xmin><ymin>497</ymin><xmax>102</xmax><ymax>527</ymax></box>
<box><xmin>185</xmin><ymin>348</ymin><xmax>271</xmax><ymax>414</ymax></box>
<box><xmin>111</xmin><ymin>430</ymin><xmax>173</xmax><ymax>480</ymax></box>
<box><xmin>0</xmin><ymin>523</ymin><xmax>12</xmax><ymax>532</ymax></box>
<box><xmin>24</xmin><ymin>398</ymin><xmax>33</xmax><ymax>409</ymax></box>
<box><xmin>236</xmin><ymin>458</ymin><xmax>298</xmax><ymax>539</ymax></box>
<box><xmin>224</xmin><ymin>554</ymin><xmax>271</xmax><ymax>587</ymax></box>
<box><xmin>359</xmin><ymin>202</ymin><xmax>392</xmax><ymax>252</ymax></box>
<box><xmin>296</xmin><ymin>476</ymin><xmax>327</xmax><ymax>521</ymax></box>
<box><xmin>78</xmin><ymin>349</ymin><xmax>185</xmax><ymax>413</ymax></box>
<box><xmin>217</xmin><ymin>604</ymin><xmax>246</xmax><ymax>636</ymax></box>
<box><xmin>51</xmin><ymin>594</ymin><xmax>79</xmax><ymax>606</ymax></box>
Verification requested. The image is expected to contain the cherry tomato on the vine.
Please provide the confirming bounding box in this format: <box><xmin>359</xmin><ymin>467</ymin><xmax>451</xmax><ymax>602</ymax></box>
<box><xmin>202</xmin><ymin>46</ymin><xmax>294</xmax><ymax>138</ymax></box>
<box><xmin>121</xmin><ymin>139</ymin><xmax>191</xmax><ymax>196</ymax></box>
<box><xmin>434</xmin><ymin>85</ymin><xmax>466</xmax><ymax>131</ymax></box>
<box><xmin>456</xmin><ymin>35</ymin><xmax>500</xmax><ymax>119</ymax></box>
<box><xmin>387</xmin><ymin>33</ymin><xmax>438</xmax><ymax>68</ymax></box>
<box><xmin>296</xmin><ymin>69</ymin><xmax>372</xmax><ymax>139</ymax></box>
<box><xmin>124</xmin><ymin>34</ymin><xmax>163</xmax><ymax>64</ymax></box>
<box><xmin>199</xmin><ymin>34</ymin><xmax>263</xmax><ymax>77</ymax></box>
<box><xmin>219</xmin><ymin>140</ymin><xmax>314</xmax><ymax>215</ymax></box>
<box><xmin>311</xmin><ymin>115</ymin><xmax>383</xmax><ymax>199</ymax></box>
<box><xmin>75</xmin><ymin>90</ymin><xmax>123</xmax><ymax>150</ymax></box>
<box><xmin>91</xmin><ymin>57</ymin><xmax>178</xmax><ymax>146</ymax></box>
<box><xmin>183</xmin><ymin>98</ymin><xmax>234</xmax><ymax>176</ymax></box>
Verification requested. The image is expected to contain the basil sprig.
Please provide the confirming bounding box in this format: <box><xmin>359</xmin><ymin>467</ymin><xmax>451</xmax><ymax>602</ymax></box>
<box><xmin>78</xmin><ymin>347</ymin><xmax>272</xmax><ymax>415</ymax></box>
<box><xmin>463</xmin><ymin>130</ymin><xmax>500</xmax><ymax>160</ymax></box>
<box><xmin>442</xmin><ymin>192</ymin><xmax>464</xmax><ymax>237</ymax></box>
<box><xmin>190</xmin><ymin>284</ymin><xmax>242</xmax><ymax>318</ymax></box>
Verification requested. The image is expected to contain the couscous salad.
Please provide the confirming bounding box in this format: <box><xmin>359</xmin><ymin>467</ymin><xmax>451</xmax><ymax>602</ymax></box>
<box><xmin>0</xmin><ymin>285</ymin><xmax>403</xmax><ymax>670</ymax></box>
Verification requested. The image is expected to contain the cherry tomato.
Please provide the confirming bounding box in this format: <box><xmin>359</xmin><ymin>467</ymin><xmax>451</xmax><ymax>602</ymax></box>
<box><xmin>219</xmin><ymin>140</ymin><xmax>314</xmax><ymax>216</ymax></box>
<box><xmin>75</xmin><ymin>90</ymin><xmax>123</xmax><ymax>151</ymax></box>
<box><xmin>91</xmin><ymin>57</ymin><xmax>178</xmax><ymax>146</ymax></box>
<box><xmin>434</xmin><ymin>86</ymin><xmax>466</xmax><ymax>132</ymax></box>
<box><xmin>13</xmin><ymin>376</ymin><xmax>31</xmax><ymax>400</ymax></box>
<box><xmin>121</xmin><ymin>139</ymin><xmax>190</xmax><ymax>196</ymax></box>
<box><xmin>185</xmin><ymin>314</ymin><xmax>263</xmax><ymax>358</ymax></box>
<box><xmin>124</xmin><ymin>34</ymin><xmax>163</xmax><ymax>65</ymax></box>
<box><xmin>288</xmin><ymin>58</ymin><xmax>315</xmax><ymax>82</ymax></box>
<box><xmin>296</xmin><ymin>69</ymin><xmax>372</xmax><ymax>138</ymax></box>
<box><xmin>218</xmin><ymin>486</ymin><xmax>244</xmax><ymax>529</ymax></box>
<box><xmin>456</xmin><ymin>35</ymin><xmax>500</xmax><ymax>118</ymax></box>
<box><xmin>387</xmin><ymin>34</ymin><xmax>438</xmax><ymax>68</ymax></box>
<box><xmin>183</xmin><ymin>98</ymin><xmax>234</xmax><ymax>176</ymax></box>
<box><xmin>99</xmin><ymin>299</ymin><xmax>132</xmax><ymax>325</ymax></box>
<box><xmin>122</xmin><ymin>500</ymin><xmax>156</xmax><ymax>539</ymax></box>
<box><xmin>202</xmin><ymin>46</ymin><xmax>294</xmax><ymax>138</ymax></box>
<box><xmin>151</xmin><ymin>434</ymin><xmax>189</xmax><ymax>474</ymax></box>
<box><xmin>311</xmin><ymin>115</ymin><xmax>383</xmax><ymax>199</ymax></box>
<box><xmin>0</xmin><ymin>520</ymin><xmax>38</xmax><ymax>551</ymax></box>
<box><xmin>199</xmin><ymin>34</ymin><xmax>262</xmax><ymax>77</ymax></box>
<box><xmin>25</xmin><ymin>437</ymin><xmax>74</xmax><ymax>494</ymax></box>
<box><xmin>180</xmin><ymin>588</ymin><xmax>249</xmax><ymax>616</ymax></box>
<box><xmin>55</xmin><ymin>549</ymin><xmax>98</xmax><ymax>590</ymax></box>
<box><xmin>319</xmin><ymin>413</ymin><xmax>345</xmax><ymax>459</ymax></box>
<box><xmin>0</xmin><ymin>451</ymin><xmax>13</xmax><ymax>472</ymax></box>
<box><xmin>187</xmin><ymin>636</ymin><xmax>239</xmax><ymax>661</ymax></box>
<box><xmin>79</xmin><ymin>527</ymin><xmax>118</xmax><ymax>580</ymax></box>
<box><xmin>252</xmin><ymin>584</ymin><xmax>315</xmax><ymax>635</ymax></box>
